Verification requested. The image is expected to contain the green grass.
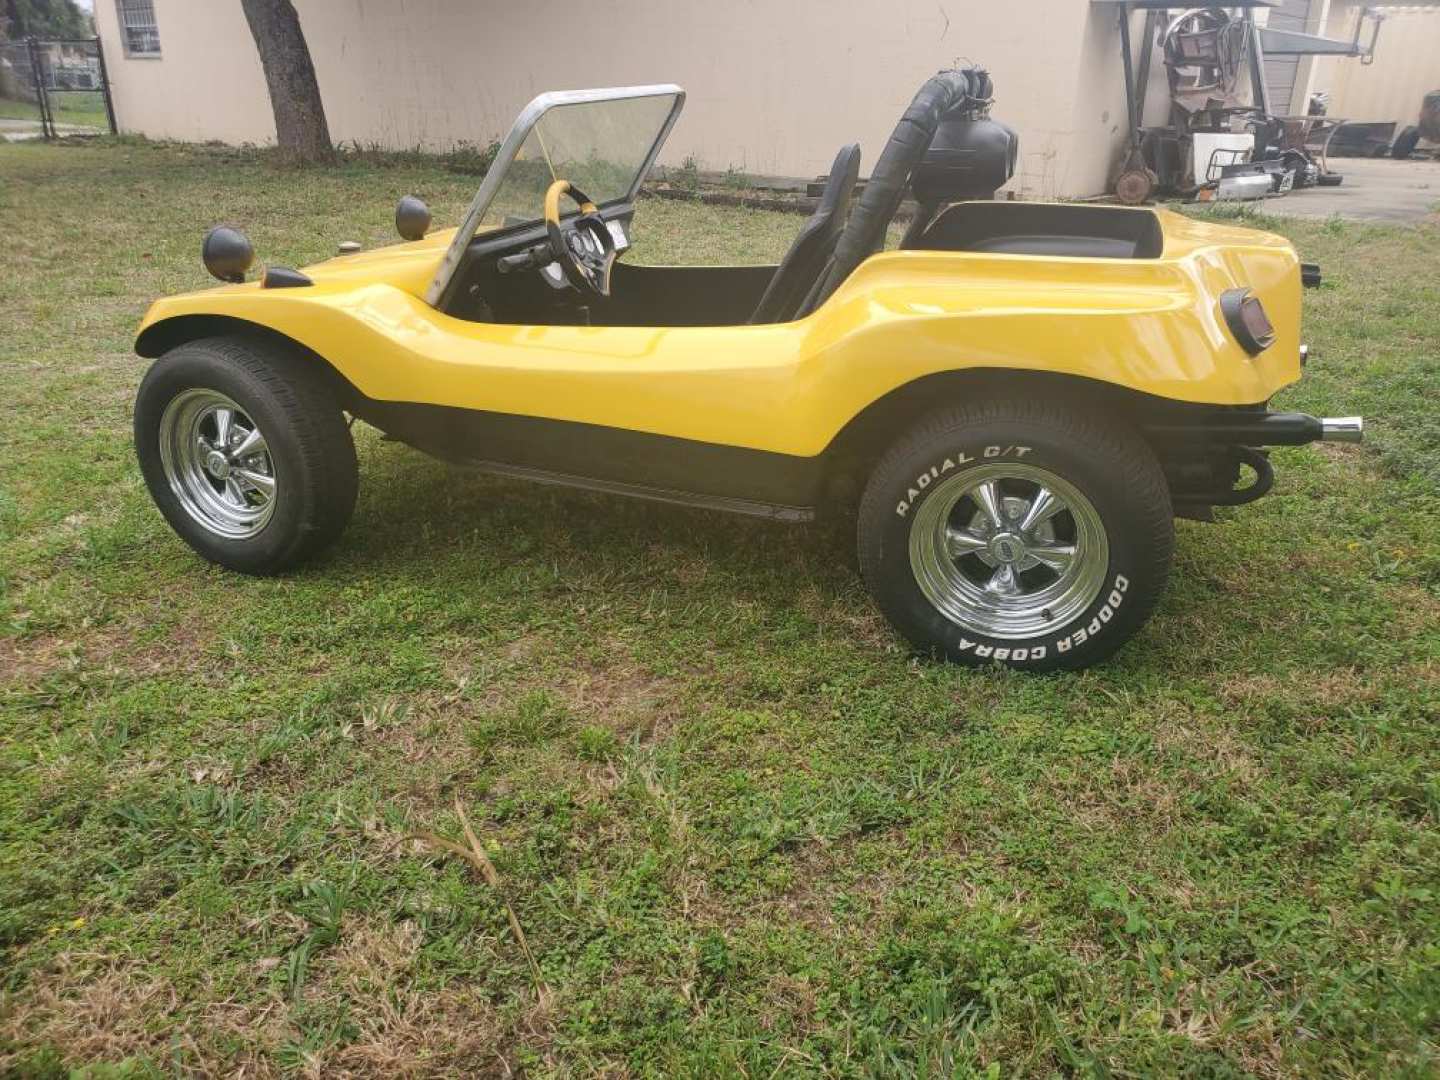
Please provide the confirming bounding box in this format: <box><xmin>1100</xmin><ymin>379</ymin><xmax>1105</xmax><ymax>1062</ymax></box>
<box><xmin>1</xmin><ymin>139</ymin><xmax>1437</xmax><ymax>1077</ymax></box>
<box><xmin>0</xmin><ymin>91</ymin><xmax>109</xmax><ymax>131</ymax></box>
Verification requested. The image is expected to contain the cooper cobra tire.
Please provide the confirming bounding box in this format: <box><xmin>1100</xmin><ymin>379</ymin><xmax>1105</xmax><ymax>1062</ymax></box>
<box><xmin>134</xmin><ymin>336</ymin><xmax>358</xmax><ymax>575</ymax></box>
<box><xmin>857</xmin><ymin>398</ymin><xmax>1173</xmax><ymax>672</ymax></box>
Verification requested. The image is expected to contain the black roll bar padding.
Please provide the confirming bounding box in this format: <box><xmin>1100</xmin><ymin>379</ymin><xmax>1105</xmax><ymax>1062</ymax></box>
<box><xmin>803</xmin><ymin>67</ymin><xmax>992</xmax><ymax>314</ymax></box>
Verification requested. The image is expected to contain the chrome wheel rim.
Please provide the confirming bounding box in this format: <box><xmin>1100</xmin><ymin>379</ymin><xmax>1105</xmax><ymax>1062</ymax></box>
<box><xmin>157</xmin><ymin>389</ymin><xmax>277</xmax><ymax>539</ymax></box>
<box><xmin>908</xmin><ymin>463</ymin><xmax>1109</xmax><ymax>640</ymax></box>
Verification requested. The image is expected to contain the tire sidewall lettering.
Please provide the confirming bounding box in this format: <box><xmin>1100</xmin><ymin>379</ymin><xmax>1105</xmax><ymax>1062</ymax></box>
<box><xmin>895</xmin><ymin>446</ymin><xmax>1032</xmax><ymax>518</ymax></box>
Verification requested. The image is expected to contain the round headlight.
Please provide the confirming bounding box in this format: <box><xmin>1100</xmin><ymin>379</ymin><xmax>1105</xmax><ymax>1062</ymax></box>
<box><xmin>202</xmin><ymin>226</ymin><xmax>255</xmax><ymax>284</ymax></box>
<box><xmin>1219</xmin><ymin>288</ymin><xmax>1276</xmax><ymax>356</ymax></box>
<box><xmin>395</xmin><ymin>195</ymin><xmax>432</xmax><ymax>242</ymax></box>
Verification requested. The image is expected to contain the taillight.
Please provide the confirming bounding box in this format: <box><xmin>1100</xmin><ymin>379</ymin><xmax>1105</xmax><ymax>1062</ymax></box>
<box><xmin>1219</xmin><ymin>288</ymin><xmax>1277</xmax><ymax>356</ymax></box>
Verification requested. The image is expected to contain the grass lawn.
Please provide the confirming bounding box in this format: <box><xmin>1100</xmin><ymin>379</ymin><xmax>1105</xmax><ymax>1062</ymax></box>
<box><xmin>0</xmin><ymin>92</ymin><xmax>109</xmax><ymax>132</ymax></box>
<box><xmin>1</xmin><ymin>139</ymin><xmax>1437</xmax><ymax>1077</ymax></box>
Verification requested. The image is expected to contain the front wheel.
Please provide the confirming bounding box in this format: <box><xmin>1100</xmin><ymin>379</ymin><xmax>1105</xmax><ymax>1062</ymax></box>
<box><xmin>134</xmin><ymin>336</ymin><xmax>358</xmax><ymax>574</ymax></box>
<box><xmin>857</xmin><ymin>398</ymin><xmax>1174</xmax><ymax>671</ymax></box>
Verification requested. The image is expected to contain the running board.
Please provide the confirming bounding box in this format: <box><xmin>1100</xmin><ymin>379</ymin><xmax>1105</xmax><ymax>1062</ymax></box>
<box><xmin>459</xmin><ymin>459</ymin><xmax>815</xmax><ymax>522</ymax></box>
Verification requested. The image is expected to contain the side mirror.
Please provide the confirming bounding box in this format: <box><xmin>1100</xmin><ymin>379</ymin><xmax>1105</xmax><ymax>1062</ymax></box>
<box><xmin>202</xmin><ymin>226</ymin><xmax>255</xmax><ymax>284</ymax></box>
<box><xmin>396</xmin><ymin>195</ymin><xmax>431</xmax><ymax>241</ymax></box>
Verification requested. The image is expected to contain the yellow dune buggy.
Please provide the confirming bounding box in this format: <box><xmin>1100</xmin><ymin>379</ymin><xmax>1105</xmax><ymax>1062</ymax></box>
<box><xmin>131</xmin><ymin>70</ymin><xmax>1362</xmax><ymax>671</ymax></box>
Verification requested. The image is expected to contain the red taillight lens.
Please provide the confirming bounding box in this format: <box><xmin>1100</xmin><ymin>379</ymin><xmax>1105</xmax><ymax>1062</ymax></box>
<box><xmin>1219</xmin><ymin>288</ymin><xmax>1277</xmax><ymax>356</ymax></box>
<box><xmin>1240</xmin><ymin>296</ymin><xmax>1275</xmax><ymax>347</ymax></box>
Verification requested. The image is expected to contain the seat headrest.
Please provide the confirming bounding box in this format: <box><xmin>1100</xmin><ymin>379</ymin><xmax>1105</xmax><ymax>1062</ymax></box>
<box><xmin>819</xmin><ymin>143</ymin><xmax>862</xmax><ymax>214</ymax></box>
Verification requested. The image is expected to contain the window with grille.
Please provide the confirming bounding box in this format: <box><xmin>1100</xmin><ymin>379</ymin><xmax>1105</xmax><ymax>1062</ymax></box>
<box><xmin>116</xmin><ymin>0</ymin><xmax>161</xmax><ymax>57</ymax></box>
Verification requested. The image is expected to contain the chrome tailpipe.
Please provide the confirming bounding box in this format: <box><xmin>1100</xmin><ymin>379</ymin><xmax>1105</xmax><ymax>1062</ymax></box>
<box><xmin>1319</xmin><ymin>417</ymin><xmax>1364</xmax><ymax>444</ymax></box>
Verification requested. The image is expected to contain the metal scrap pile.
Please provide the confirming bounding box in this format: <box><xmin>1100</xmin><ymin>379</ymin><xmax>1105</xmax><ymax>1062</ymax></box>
<box><xmin>1112</xmin><ymin>4</ymin><xmax>1345</xmax><ymax>204</ymax></box>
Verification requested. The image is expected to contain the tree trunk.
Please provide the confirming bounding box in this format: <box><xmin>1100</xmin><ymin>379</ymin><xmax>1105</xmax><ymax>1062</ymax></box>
<box><xmin>240</xmin><ymin>0</ymin><xmax>333</xmax><ymax>164</ymax></box>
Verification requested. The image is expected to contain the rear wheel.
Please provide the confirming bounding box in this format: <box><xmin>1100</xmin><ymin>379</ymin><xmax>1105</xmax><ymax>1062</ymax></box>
<box><xmin>857</xmin><ymin>398</ymin><xmax>1173</xmax><ymax>671</ymax></box>
<box><xmin>134</xmin><ymin>336</ymin><xmax>358</xmax><ymax>574</ymax></box>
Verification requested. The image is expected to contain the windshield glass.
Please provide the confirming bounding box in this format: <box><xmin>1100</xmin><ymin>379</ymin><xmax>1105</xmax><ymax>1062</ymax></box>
<box><xmin>427</xmin><ymin>85</ymin><xmax>684</xmax><ymax>305</ymax></box>
<box><xmin>477</xmin><ymin>93</ymin><xmax>682</xmax><ymax>231</ymax></box>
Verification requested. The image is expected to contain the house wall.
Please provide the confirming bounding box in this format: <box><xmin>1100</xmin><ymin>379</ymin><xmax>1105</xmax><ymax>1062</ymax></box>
<box><xmin>94</xmin><ymin>1</ymin><xmax>269</xmax><ymax>150</ymax></box>
<box><xmin>1312</xmin><ymin>3</ymin><xmax>1440</xmax><ymax>128</ymax></box>
<box><xmin>95</xmin><ymin>0</ymin><xmax>1157</xmax><ymax>199</ymax></box>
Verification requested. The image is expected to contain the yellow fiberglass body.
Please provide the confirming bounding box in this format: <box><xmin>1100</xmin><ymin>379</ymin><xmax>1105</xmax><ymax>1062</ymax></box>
<box><xmin>136</xmin><ymin>207</ymin><xmax>1302</xmax><ymax>460</ymax></box>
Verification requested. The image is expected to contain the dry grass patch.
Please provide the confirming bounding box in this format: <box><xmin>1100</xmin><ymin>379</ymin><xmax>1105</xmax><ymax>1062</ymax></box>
<box><xmin>1150</xmin><ymin>716</ymin><xmax>1261</xmax><ymax>785</ymax></box>
<box><xmin>0</xmin><ymin>613</ymin><xmax>212</xmax><ymax>691</ymax></box>
<box><xmin>1216</xmin><ymin>665</ymin><xmax>1388</xmax><ymax>711</ymax></box>
<box><xmin>0</xmin><ymin>953</ymin><xmax>281</xmax><ymax>1077</ymax></box>
<box><xmin>560</xmin><ymin>664</ymin><xmax>682</xmax><ymax>739</ymax></box>
<box><xmin>294</xmin><ymin>917</ymin><xmax>517</xmax><ymax>1079</ymax></box>
<box><xmin>307</xmin><ymin>986</ymin><xmax>511</xmax><ymax>1079</ymax></box>
<box><xmin>1381</xmin><ymin>583</ymin><xmax>1440</xmax><ymax>640</ymax></box>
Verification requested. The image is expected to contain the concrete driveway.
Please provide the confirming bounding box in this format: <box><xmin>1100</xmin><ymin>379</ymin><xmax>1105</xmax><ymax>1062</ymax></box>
<box><xmin>0</xmin><ymin>118</ymin><xmax>101</xmax><ymax>141</ymax></box>
<box><xmin>1261</xmin><ymin>157</ymin><xmax>1438</xmax><ymax>224</ymax></box>
<box><xmin>0</xmin><ymin>117</ymin><xmax>43</xmax><ymax>140</ymax></box>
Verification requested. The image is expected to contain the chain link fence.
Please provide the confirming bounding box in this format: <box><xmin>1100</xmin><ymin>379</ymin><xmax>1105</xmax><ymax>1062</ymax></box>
<box><xmin>0</xmin><ymin>37</ymin><xmax>116</xmax><ymax>141</ymax></box>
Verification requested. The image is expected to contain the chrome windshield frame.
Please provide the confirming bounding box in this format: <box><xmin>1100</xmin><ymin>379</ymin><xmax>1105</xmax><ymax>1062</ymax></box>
<box><xmin>424</xmin><ymin>84</ymin><xmax>685</xmax><ymax>308</ymax></box>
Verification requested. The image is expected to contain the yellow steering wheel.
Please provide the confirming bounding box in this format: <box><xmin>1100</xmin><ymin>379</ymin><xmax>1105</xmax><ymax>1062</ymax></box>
<box><xmin>543</xmin><ymin>179</ymin><xmax>617</xmax><ymax>297</ymax></box>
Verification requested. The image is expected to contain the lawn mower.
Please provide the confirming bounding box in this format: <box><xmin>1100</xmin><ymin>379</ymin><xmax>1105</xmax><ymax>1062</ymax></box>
<box><xmin>131</xmin><ymin>69</ymin><xmax>1363</xmax><ymax>670</ymax></box>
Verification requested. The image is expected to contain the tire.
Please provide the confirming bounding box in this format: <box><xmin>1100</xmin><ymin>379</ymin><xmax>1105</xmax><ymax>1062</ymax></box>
<box><xmin>856</xmin><ymin>398</ymin><xmax>1173</xmax><ymax>672</ymax></box>
<box><xmin>134</xmin><ymin>336</ymin><xmax>358</xmax><ymax>574</ymax></box>
<box><xmin>1391</xmin><ymin>126</ymin><xmax>1421</xmax><ymax>160</ymax></box>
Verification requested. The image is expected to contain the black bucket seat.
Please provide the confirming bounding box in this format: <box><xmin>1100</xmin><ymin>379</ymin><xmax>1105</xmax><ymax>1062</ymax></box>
<box><xmin>749</xmin><ymin>143</ymin><xmax>861</xmax><ymax>323</ymax></box>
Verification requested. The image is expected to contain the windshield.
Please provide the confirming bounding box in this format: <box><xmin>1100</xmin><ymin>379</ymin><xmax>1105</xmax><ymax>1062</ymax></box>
<box><xmin>427</xmin><ymin>85</ymin><xmax>684</xmax><ymax>305</ymax></box>
<box><xmin>480</xmin><ymin>94</ymin><xmax>682</xmax><ymax>229</ymax></box>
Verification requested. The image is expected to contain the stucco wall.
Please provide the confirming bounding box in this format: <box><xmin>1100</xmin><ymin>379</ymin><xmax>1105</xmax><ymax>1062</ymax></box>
<box><xmin>1311</xmin><ymin>3</ymin><xmax>1440</xmax><ymax>128</ymax></box>
<box><xmin>95</xmin><ymin>0</ymin><xmax>1157</xmax><ymax>198</ymax></box>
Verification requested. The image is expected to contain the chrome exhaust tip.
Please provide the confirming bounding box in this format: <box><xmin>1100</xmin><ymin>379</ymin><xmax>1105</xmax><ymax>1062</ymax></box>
<box><xmin>1320</xmin><ymin>416</ymin><xmax>1364</xmax><ymax>443</ymax></box>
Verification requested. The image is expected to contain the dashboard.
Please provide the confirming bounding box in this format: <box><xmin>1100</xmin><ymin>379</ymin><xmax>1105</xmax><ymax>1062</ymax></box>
<box><xmin>535</xmin><ymin>216</ymin><xmax>631</xmax><ymax>289</ymax></box>
<box><xmin>443</xmin><ymin>204</ymin><xmax>635</xmax><ymax>324</ymax></box>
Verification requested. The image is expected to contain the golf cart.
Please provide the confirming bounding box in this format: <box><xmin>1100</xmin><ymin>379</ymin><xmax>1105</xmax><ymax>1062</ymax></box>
<box><xmin>131</xmin><ymin>69</ymin><xmax>1363</xmax><ymax>671</ymax></box>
